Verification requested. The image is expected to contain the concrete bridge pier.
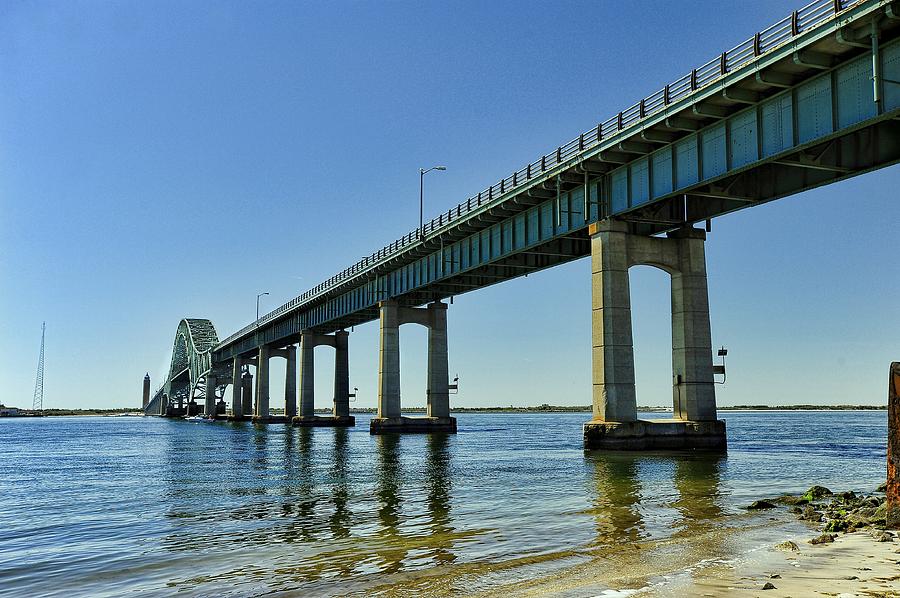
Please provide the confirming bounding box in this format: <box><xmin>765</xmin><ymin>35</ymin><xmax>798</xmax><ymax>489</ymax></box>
<box><xmin>292</xmin><ymin>329</ymin><xmax>355</xmax><ymax>427</ymax></box>
<box><xmin>229</xmin><ymin>359</ymin><xmax>245</xmax><ymax>420</ymax></box>
<box><xmin>333</xmin><ymin>330</ymin><xmax>352</xmax><ymax>420</ymax></box>
<box><xmin>283</xmin><ymin>345</ymin><xmax>297</xmax><ymax>419</ymax></box>
<box><xmin>371</xmin><ymin>300</ymin><xmax>456</xmax><ymax>434</ymax></box>
<box><xmin>204</xmin><ymin>374</ymin><xmax>217</xmax><ymax>416</ymax></box>
<box><xmin>583</xmin><ymin>220</ymin><xmax>725</xmax><ymax>450</ymax></box>
<box><xmin>261</xmin><ymin>345</ymin><xmax>297</xmax><ymax>423</ymax></box>
<box><xmin>241</xmin><ymin>369</ymin><xmax>253</xmax><ymax>417</ymax></box>
<box><xmin>252</xmin><ymin>346</ymin><xmax>272</xmax><ymax>422</ymax></box>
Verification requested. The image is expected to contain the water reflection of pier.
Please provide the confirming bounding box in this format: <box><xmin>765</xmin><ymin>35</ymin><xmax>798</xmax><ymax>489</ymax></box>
<box><xmin>328</xmin><ymin>427</ymin><xmax>351</xmax><ymax>540</ymax></box>
<box><xmin>161</xmin><ymin>426</ymin><xmax>460</xmax><ymax>584</ymax></box>
<box><xmin>373</xmin><ymin>433</ymin><xmax>456</xmax><ymax>574</ymax></box>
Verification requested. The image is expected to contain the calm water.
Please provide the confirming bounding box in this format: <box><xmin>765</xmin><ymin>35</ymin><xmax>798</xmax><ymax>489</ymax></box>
<box><xmin>0</xmin><ymin>411</ymin><xmax>887</xmax><ymax>597</ymax></box>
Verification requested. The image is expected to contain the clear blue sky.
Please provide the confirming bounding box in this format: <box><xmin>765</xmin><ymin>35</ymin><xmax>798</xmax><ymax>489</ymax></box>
<box><xmin>2</xmin><ymin>0</ymin><xmax>897</xmax><ymax>410</ymax></box>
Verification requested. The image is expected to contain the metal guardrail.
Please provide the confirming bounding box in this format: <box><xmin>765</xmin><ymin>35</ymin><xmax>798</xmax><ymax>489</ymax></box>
<box><xmin>217</xmin><ymin>0</ymin><xmax>860</xmax><ymax>350</ymax></box>
<box><xmin>150</xmin><ymin>383</ymin><xmax>165</xmax><ymax>404</ymax></box>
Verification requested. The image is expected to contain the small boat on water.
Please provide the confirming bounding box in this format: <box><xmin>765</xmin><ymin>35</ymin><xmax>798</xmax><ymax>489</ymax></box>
<box><xmin>185</xmin><ymin>415</ymin><xmax>216</xmax><ymax>422</ymax></box>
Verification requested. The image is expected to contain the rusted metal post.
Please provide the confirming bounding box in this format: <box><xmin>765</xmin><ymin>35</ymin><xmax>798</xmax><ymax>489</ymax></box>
<box><xmin>888</xmin><ymin>362</ymin><xmax>900</xmax><ymax>528</ymax></box>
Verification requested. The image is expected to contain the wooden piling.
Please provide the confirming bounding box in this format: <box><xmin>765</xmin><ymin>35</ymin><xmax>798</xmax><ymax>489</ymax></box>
<box><xmin>888</xmin><ymin>362</ymin><xmax>900</xmax><ymax>529</ymax></box>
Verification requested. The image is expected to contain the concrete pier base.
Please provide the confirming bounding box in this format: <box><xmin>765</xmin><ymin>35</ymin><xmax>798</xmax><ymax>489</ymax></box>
<box><xmin>292</xmin><ymin>415</ymin><xmax>355</xmax><ymax>427</ymax></box>
<box><xmin>583</xmin><ymin>419</ymin><xmax>726</xmax><ymax>450</ymax></box>
<box><xmin>370</xmin><ymin>416</ymin><xmax>457</xmax><ymax>434</ymax></box>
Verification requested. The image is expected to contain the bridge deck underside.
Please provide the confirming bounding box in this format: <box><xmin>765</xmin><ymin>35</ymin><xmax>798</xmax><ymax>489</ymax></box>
<box><xmin>331</xmin><ymin>235</ymin><xmax>592</xmax><ymax>330</ymax></box>
<box><xmin>213</xmin><ymin>0</ymin><xmax>900</xmax><ymax>362</ymax></box>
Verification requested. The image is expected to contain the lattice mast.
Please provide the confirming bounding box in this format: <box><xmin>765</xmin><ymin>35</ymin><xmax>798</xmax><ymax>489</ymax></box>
<box><xmin>32</xmin><ymin>322</ymin><xmax>45</xmax><ymax>413</ymax></box>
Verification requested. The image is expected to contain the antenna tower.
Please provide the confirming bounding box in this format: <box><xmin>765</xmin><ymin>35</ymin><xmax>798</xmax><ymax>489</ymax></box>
<box><xmin>32</xmin><ymin>322</ymin><xmax>45</xmax><ymax>413</ymax></box>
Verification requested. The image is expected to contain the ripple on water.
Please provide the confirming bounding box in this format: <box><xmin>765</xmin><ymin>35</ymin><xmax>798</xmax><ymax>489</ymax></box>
<box><xmin>0</xmin><ymin>411</ymin><xmax>886</xmax><ymax>596</ymax></box>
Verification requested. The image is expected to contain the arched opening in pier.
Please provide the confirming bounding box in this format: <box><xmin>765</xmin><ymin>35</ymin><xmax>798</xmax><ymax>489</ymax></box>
<box><xmin>247</xmin><ymin>361</ymin><xmax>260</xmax><ymax>414</ymax></box>
<box><xmin>399</xmin><ymin>322</ymin><xmax>428</xmax><ymax>412</ymax></box>
<box><xmin>313</xmin><ymin>344</ymin><xmax>336</xmax><ymax>411</ymax></box>
<box><xmin>443</xmin><ymin>259</ymin><xmax>591</xmax><ymax>409</ymax></box>
<box><xmin>629</xmin><ymin>265</ymin><xmax>673</xmax><ymax>415</ymax></box>
<box><xmin>268</xmin><ymin>357</ymin><xmax>287</xmax><ymax>414</ymax></box>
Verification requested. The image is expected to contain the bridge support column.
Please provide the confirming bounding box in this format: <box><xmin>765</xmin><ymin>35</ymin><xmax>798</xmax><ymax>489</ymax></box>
<box><xmin>583</xmin><ymin>221</ymin><xmax>725</xmax><ymax>450</ymax></box>
<box><xmin>253</xmin><ymin>346</ymin><xmax>271</xmax><ymax>422</ymax></box>
<box><xmin>334</xmin><ymin>330</ymin><xmax>351</xmax><ymax>419</ymax></box>
<box><xmin>299</xmin><ymin>331</ymin><xmax>316</xmax><ymax>418</ymax></box>
<box><xmin>589</xmin><ymin>220</ymin><xmax>637</xmax><ymax>423</ymax></box>
<box><xmin>669</xmin><ymin>227</ymin><xmax>718</xmax><ymax>422</ymax></box>
<box><xmin>204</xmin><ymin>375</ymin><xmax>217</xmax><ymax>417</ymax></box>
<box><xmin>230</xmin><ymin>359</ymin><xmax>244</xmax><ymax>420</ymax></box>
<box><xmin>241</xmin><ymin>370</ymin><xmax>253</xmax><ymax>417</ymax></box>
<box><xmin>371</xmin><ymin>300</ymin><xmax>456</xmax><ymax>434</ymax></box>
<box><xmin>377</xmin><ymin>301</ymin><xmax>402</xmax><ymax>419</ymax></box>
<box><xmin>285</xmin><ymin>345</ymin><xmax>297</xmax><ymax>419</ymax></box>
<box><xmin>292</xmin><ymin>330</ymin><xmax>355</xmax><ymax>427</ymax></box>
<box><xmin>426</xmin><ymin>302</ymin><xmax>450</xmax><ymax>418</ymax></box>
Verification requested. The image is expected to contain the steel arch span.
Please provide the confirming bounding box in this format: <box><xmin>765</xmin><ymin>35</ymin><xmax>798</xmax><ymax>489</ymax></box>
<box><xmin>144</xmin><ymin>318</ymin><xmax>221</xmax><ymax>415</ymax></box>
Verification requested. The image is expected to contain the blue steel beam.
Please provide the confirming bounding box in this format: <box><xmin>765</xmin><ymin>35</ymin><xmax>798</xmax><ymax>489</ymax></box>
<box><xmin>214</xmin><ymin>0</ymin><xmax>899</xmax><ymax>362</ymax></box>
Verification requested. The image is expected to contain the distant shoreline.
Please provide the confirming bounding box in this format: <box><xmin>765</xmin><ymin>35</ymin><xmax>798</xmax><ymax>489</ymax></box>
<box><xmin>0</xmin><ymin>404</ymin><xmax>886</xmax><ymax>417</ymax></box>
<box><xmin>338</xmin><ymin>404</ymin><xmax>887</xmax><ymax>414</ymax></box>
<box><xmin>0</xmin><ymin>408</ymin><xmax>144</xmax><ymax>417</ymax></box>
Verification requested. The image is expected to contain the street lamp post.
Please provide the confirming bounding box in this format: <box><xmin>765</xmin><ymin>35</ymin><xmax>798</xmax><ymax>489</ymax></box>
<box><xmin>419</xmin><ymin>165</ymin><xmax>447</xmax><ymax>240</ymax></box>
<box><xmin>256</xmin><ymin>292</ymin><xmax>269</xmax><ymax>328</ymax></box>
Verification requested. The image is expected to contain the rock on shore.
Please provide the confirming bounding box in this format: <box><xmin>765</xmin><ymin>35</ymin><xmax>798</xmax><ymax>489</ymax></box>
<box><xmin>774</xmin><ymin>484</ymin><xmax>893</xmax><ymax>536</ymax></box>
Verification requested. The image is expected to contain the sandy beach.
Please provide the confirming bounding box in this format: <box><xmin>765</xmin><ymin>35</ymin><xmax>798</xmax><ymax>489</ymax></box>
<box><xmin>643</xmin><ymin>529</ymin><xmax>899</xmax><ymax>597</ymax></box>
<box><xmin>465</xmin><ymin>489</ymin><xmax>899</xmax><ymax>598</ymax></box>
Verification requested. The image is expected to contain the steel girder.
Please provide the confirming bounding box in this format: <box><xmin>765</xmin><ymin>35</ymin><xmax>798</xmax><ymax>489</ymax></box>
<box><xmin>145</xmin><ymin>318</ymin><xmax>222</xmax><ymax>415</ymax></box>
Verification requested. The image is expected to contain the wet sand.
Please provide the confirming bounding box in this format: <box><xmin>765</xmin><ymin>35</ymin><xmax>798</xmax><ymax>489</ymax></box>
<box><xmin>648</xmin><ymin>530</ymin><xmax>900</xmax><ymax>597</ymax></box>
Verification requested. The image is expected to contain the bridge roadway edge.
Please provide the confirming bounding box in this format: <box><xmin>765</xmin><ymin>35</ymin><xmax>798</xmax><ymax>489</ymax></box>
<box><xmin>212</xmin><ymin>0</ymin><xmax>900</xmax><ymax>365</ymax></box>
<box><xmin>147</xmin><ymin>0</ymin><xmax>899</xmax><ymax>451</ymax></box>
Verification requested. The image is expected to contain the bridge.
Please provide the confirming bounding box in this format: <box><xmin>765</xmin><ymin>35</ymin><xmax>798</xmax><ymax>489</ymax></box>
<box><xmin>144</xmin><ymin>0</ymin><xmax>900</xmax><ymax>448</ymax></box>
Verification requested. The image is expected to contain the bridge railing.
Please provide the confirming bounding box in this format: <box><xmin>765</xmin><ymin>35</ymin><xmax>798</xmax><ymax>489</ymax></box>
<box><xmin>217</xmin><ymin>0</ymin><xmax>859</xmax><ymax>351</ymax></box>
<box><xmin>151</xmin><ymin>382</ymin><xmax>167</xmax><ymax>400</ymax></box>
